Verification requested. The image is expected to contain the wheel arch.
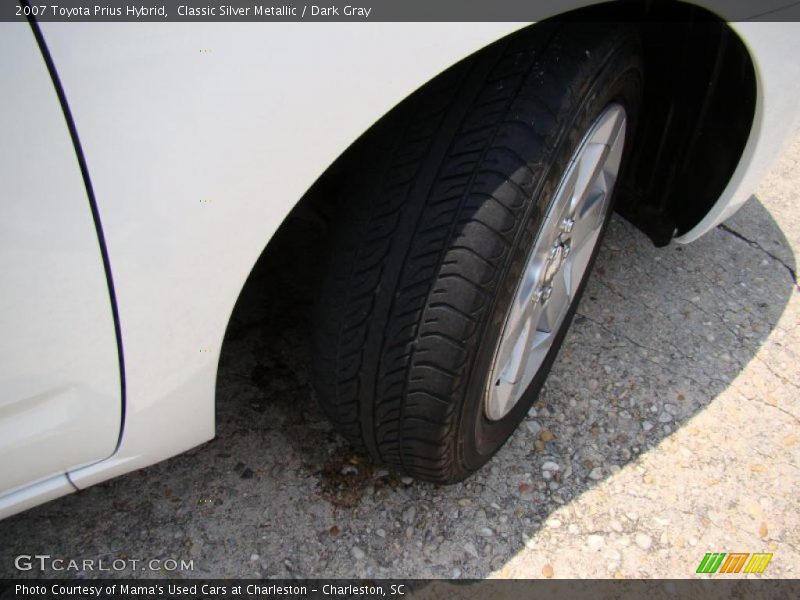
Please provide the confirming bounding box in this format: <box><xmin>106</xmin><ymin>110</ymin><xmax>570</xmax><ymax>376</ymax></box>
<box><xmin>230</xmin><ymin>1</ymin><xmax>757</xmax><ymax>281</ymax></box>
<box><xmin>219</xmin><ymin>0</ymin><xmax>758</xmax><ymax>396</ymax></box>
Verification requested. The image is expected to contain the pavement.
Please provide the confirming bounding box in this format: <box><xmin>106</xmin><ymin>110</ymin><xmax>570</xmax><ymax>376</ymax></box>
<box><xmin>1</xmin><ymin>135</ymin><xmax>798</xmax><ymax>581</ymax></box>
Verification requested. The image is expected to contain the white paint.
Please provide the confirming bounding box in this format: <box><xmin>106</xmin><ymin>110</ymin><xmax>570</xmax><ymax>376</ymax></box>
<box><xmin>0</xmin><ymin>474</ymin><xmax>75</xmax><ymax>519</ymax></box>
<box><xmin>0</xmin><ymin>24</ymin><xmax>120</xmax><ymax>515</ymax></box>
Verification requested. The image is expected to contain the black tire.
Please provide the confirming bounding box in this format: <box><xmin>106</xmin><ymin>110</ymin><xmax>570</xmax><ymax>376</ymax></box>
<box><xmin>313</xmin><ymin>22</ymin><xmax>642</xmax><ymax>483</ymax></box>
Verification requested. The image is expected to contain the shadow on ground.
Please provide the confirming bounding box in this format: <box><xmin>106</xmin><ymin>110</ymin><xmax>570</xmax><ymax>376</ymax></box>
<box><xmin>0</xmin><ymin>196</ymin><xmax>796</xmax><ymax>579</ymax></box>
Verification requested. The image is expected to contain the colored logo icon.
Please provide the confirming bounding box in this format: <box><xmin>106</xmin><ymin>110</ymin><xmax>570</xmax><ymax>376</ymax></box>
<box><xmin>696</xmin><ymin>552</ymin><xmax>773</xmax><ymax>574</ymax></box>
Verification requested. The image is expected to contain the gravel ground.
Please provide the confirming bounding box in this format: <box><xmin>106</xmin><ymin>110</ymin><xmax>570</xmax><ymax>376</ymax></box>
<box><xmin>1</xmin><ymin>135</ymin><xmax>798</xmax><ymax>581</ymax></box>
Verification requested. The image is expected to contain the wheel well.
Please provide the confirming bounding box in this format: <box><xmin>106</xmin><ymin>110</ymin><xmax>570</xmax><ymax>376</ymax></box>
<box><xmin>233</xmin><ymin>0</ymin><xmax>758</xmax><ymax>337</ymax></box>
<box><xmin>592</xmin><ymin>2</ymin><xmax>758</xmax><ymax>245</ymax></box>
<box><xmin>218</xmin><ymin>2</ymin><xmax>757</xmax><ymax>420</ymax></box>
<box><xmin>291</xmin><ymin>1</ymin><xmax>756</xmax><ymax>249</ymax></box>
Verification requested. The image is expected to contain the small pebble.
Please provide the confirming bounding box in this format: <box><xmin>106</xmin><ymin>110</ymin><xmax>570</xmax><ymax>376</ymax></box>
<box><xmin>588</xmin><ymin>534</ymin><xmax>605</xmax><ymax>550</ymax></box>
<box><xmin>759</xmin><ymin>522</ymin><xmax>769</xmax><ymax>539</ymax></box>
<box><xmin>464</xmin><ymin>542</ymin><xmax>479</xmax><ymax>558</ymax></box>
<box><xmin>658</xmin><ymin>412</ymin><xmax>673</xmax><ymax>423</ymax></box>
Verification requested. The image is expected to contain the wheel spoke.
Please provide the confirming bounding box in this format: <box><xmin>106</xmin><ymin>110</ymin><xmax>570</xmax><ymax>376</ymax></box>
<box><xmin>564</xmin><ymin>224</ymin><xmax>602</xmax><ymax>294</ymax></box>
<box><xmin>493</xmin><ymin>296</ymin><xmax>540</xmax><ymax>385</ymax></box>
<box><xmin>604</xmin><ymin>111</ymin><xmax>626</xmax><ymax>178</ymax></box>
<box><xmin>570</xmin><ymin>188</ymin><xmax>606</xmax><ymax>254</ymax></box>
<box><xmin>551</xmin><ymin>161</ymin><xmax>579</xmax><ymax>219</ymax></box>
<box><xmin>593</xmin><ymin>103</ymin><xmax>627</xmax><ymax>159</ymax></box>
<box><xmin>537</xmin><ymin>264</ymin><xmax>570</xmax><ymax>333</ymax></box>
<box><xmin>491</xmin><ymin>308</ymin><xmax>556</xmax><ymax>420</ymax></box>
<box><xmin>516</xmin><ymin>331</ymin><xmax>553</xmax><ymax>394</ymax></box>
<box><xmin>490</xmin><ymin>305</ymin><xmax>537</xmax><ymax>419</ymax></box>
<box><xmin>570</xmin><ymin>142</ymin><xmax>609</xmax><ymax>215</ymax></box>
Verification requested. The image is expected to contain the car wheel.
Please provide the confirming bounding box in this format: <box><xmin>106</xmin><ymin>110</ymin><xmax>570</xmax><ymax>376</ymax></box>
<box><xmin>313</xmin><ymin>22</ymin><xmax>642</xmax><ymax>483</ymax></box>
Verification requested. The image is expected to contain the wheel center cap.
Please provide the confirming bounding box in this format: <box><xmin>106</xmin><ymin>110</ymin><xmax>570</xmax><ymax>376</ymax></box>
<box><xmin>537</xmin><ymin>237</ymin><xmax>570</xmax><ymax>303</ymax></box>
<box><xmin>544</xmin><ymin>242</ymin><xmax>566</xmax><ymax>283</ymax></box>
